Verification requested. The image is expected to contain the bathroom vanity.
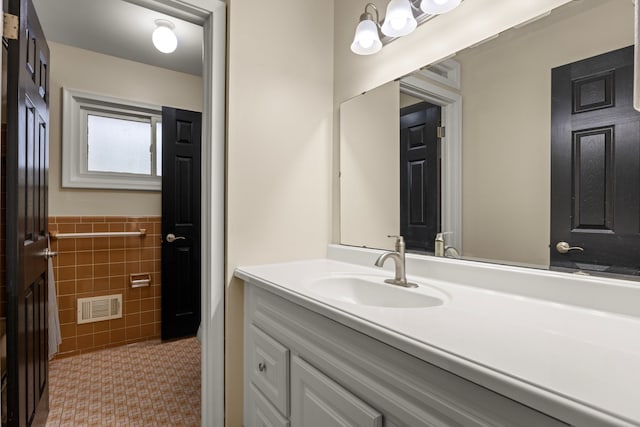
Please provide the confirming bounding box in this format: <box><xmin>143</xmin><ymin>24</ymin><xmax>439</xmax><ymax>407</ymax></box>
<box><xmin>236</xmin><ymin>246</ymin><xmax>640</xmax><ymax>427</ymax></box>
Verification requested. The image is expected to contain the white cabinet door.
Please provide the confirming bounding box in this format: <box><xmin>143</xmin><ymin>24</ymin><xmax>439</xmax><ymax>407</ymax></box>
<box><xmin>248</xmin><ymin>325</ymin><xmax>290</xmax><ymax>416</ymax></box>
<box><xmin>291</xmin><ymin>356</ymin><xmax>383</xmax><ymax>427</ymax></box>
<box><xmin>247</xmin><ymin>383</ymin><xmax>290</xmax><ymax>427</ymax></box>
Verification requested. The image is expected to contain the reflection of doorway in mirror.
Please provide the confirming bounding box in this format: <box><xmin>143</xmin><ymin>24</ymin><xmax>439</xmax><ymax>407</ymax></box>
<box><xmin>400</xmin><ymin>70</ymin><xmax>463</xmax><ymax>255</ymax></box>
<box><xmin>399</xmin><ymin>102</ymin><xmax>442</xmax><ymax>253</ymax></box>
<box><xmin>339</xmin><ymin>66</ymin><xmax>462</xmax><ymax>254</ymax></box>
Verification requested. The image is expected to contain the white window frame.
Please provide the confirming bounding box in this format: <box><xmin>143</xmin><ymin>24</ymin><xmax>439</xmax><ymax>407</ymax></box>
<box><xmin>62</xmin><ymin>87</ymin><xmax>163</xmax><ymax>191</ymax></box>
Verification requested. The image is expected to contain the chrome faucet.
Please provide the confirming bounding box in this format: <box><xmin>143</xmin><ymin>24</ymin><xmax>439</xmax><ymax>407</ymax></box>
<box><xmin>435</xmin><ymin>232</ymin><xmax>461</xmax><ymax>258</ymax></box>
<box><xmin>374</xmin><ymin>235</ymin><xmax>418</xmax><ymax>288</ymax></box>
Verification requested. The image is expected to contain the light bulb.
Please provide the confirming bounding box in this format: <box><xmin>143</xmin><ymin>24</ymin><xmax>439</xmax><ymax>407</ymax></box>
<box><xmin>420</xmin><ymin>0</ymin><xmax>462</xmax><ymax>15</ymax></box>
<box><xmin>359</xmin><ymin>38</ymin><xmax>374</xmax><ymax>49</ymax></box>
<box><xmin>351</xmin><ymin>18</ymin><xmax>382</xmax><ymax>55</ymax></box>
<box><xmin>152</xmin><ymin>20</ymin><xmax>178</xmax><ymax>54</ymax></box>
<box><xmin>381</xmin><ymin>0</ymin><xmax>417</xmax><ymax>37</ymax></box>
<box><xmin>391</xmin><ymin>17</ymin><xmax>407</xmax><ymax>31</ymax></box>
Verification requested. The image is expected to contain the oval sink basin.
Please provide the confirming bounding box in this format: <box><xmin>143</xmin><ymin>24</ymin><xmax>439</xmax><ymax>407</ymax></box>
<box><xmin>306</xmin><ymin>276</ymin><xmax>445</xmax><ymax>308</ymax></box>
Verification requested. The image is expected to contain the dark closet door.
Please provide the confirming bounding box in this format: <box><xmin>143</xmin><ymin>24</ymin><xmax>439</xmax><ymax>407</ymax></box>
<box><xmin>5</xmin><ymin>0</ymin><xmax>51</xmax><ymax>425</ymax></box>
<box><xmin>551</xmin><ymin>46</ymin><xmax>640</xmax><ymax>275</ymax></box>
<box><xmin>400</xmin><ymin>102</ymin><xmax>441</xmax><ymax>252</ymax></box>
<box><xmin>161</xmin><ymin>107</ymin><xmax>202</xmax><ymax>340</ymax></box>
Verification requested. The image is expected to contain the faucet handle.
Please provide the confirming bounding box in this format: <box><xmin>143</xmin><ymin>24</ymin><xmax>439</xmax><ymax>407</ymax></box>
<box><xmin>387</xmin><ymin>235</ymin><xmax>405</xmax><ymax>252</ymax></box>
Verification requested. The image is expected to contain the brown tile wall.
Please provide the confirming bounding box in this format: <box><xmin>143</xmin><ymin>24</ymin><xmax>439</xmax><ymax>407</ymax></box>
<box><xmin>49</xmin><ymin>216</ymin><xmax>162</xmax><ymax>358</ymax></box>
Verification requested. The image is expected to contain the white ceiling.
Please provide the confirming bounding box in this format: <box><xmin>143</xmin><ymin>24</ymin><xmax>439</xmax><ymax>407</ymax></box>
<box><xmin>32</xmin><ymin>0</ymin><xmax>203</xmax><ymax>76</ymax></box>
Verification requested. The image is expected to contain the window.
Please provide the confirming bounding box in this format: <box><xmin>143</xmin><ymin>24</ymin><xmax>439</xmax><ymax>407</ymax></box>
<box><xmin>62</xmin><ymin>88</ymin><xmax>163</xmax><ymax>191</ymax></box>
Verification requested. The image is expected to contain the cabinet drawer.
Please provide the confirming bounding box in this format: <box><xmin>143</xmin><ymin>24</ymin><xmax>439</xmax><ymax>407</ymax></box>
<box><xmin>291</xmin><ymin>355</ymin><xmax>383</xmax><ymax>427</ymax></box>
<box><xmin>248</xmin><ymin>324</ymin><xmax>290</xmax><ymax>416</ymax></box>
<box><xmin>247</xmin><ymin>383</ymin><xmax>290</xmax><ymax>427</ymax></box>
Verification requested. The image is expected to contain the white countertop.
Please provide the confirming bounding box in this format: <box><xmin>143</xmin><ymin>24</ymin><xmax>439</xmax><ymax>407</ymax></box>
<box><xmin>235</xmin><ymin>257</ymin><xmax>640</xmax><ymax>427</ymax></box>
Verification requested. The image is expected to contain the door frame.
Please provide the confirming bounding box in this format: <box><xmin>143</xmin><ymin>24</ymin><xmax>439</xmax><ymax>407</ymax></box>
<box><xmin>399</xmin><ymin>74</ymin><xmax>462</xmax><ymax>252</ymax></box>
<box><xmin>125</xmin><ymin>1</ymin><xmax>226</xmax><ymax>425</ymax></box>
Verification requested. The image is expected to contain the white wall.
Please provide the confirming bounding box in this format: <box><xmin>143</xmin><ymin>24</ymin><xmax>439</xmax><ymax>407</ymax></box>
<box><xmin>225</xmin><ymin>0</ymin><xmax>335</xmax><ymax>425</ymax></box>
<box><xmin>400</xmin><ymin>92</ymin><xmax>423</xmax><ymax>108</ymax></box>
<box><xmin>48</xmin><ymin>42</ymin><xmax>203</xmax><ymax>216</ymax></box>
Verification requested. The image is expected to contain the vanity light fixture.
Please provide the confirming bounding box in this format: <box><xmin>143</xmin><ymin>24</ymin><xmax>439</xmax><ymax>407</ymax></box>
<box><xmin>351</xmin><ymin>0</ymin><xmax>463</xmax><ymax>55</ymax></box>
<box><xmin>152</xmin><ymin>19</ymin><xmax>178</xmax><ymax>54</ymax></box>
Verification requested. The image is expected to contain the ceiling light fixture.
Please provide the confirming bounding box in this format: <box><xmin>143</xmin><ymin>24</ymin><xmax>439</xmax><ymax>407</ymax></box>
<box><xmin>152</xmin><ymin>19</ymin><xmax>178</xmax><ymax>54</ymax></box>
<box><xmin>351</xmin><ymin>0</ymin><xmax>463</xmax><ymax>56</ymax></box>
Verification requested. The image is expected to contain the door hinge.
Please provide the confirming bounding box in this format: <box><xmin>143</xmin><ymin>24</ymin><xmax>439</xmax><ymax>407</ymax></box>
<box><xmin>3</xmin><ymin>13</ymin><xmax>19</xmax><ymax>40</ymax></box>
<box><xmin>437</xmin><ymin>126</ymin><xmax>446</xmax><ymax>139</ymax></box>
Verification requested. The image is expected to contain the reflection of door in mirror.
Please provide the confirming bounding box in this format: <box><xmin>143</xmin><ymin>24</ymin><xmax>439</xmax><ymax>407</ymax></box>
<box><xmin>400</xmin><ymin>102</ymin><xmax>441</xmax><ymax>252</ymax></box>
<box><xmin>551</xmin><ymin>45</ymin><xmax>640</xmax><ymax>276</ymax></box>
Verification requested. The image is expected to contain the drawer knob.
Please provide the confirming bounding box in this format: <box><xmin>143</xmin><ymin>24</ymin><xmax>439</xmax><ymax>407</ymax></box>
<box><xmin>258</xmin><ymin>362</ymin><xmax>267</xmax><ymax>373</ymax></box>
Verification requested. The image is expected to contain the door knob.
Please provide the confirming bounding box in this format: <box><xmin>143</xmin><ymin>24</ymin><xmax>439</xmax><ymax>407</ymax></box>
<box><xmin>555</xmin><ymin>241</ymin><xmax>584</xmax><ymax>254</ymax></box>
<box><xmin>43</xmin><ymin>248</ymin><xmax>58</xmax><ymax>259</ymax></box>
<box><xmin>166</xmin><ymin>233</ymin><xmax>186</xmax><ymax>243</ymax></box>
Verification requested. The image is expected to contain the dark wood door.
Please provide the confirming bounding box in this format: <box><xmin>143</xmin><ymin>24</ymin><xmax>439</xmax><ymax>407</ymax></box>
<box><xmin>400</xmin><ymin>102</ymin><xmax>441</xmax><ymax>252</ymax></box>
<box><xmin>161</xmin><ymin>107</ymin><xmax>201</xmax><ymax>340</ymax></box>
<box><xmin>6</xmin><ymin>0</ymin><xmax>50</xmax><ymax>425</ymax></box>
<box><xmin>551</xmin><ymin>46</ymin><xmax>640</xmax><ymax>275</ymax></box>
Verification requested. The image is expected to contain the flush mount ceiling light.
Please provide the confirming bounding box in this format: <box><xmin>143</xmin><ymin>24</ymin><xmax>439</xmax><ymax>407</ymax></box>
<box><xmin>381</xmin><ymin>0</ymin><xmax>417</xmax><ymax>37</ymax></box>
<box><xmin>350</xmin><ymin>3</ymin><xmax>383</xmax><ymax>55</ymax></box>
<box><xmin>420</xmin><ymin>0</ymin><xmax>462</xmax><ymax>15</ymax></box>
<box><xmin>351</xmin><ymin>0</ymin><xmax>463</xmax><ymax>55</ymax></box>
<box><xmin>152</xmin><ymin>19</ymin><xmax>178</xmax><ymax>54</ymax></box>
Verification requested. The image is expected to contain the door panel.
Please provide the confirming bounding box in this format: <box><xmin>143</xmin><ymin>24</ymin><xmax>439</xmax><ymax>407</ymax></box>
<box><xmin>400</xmin><ymin>102</ymin><xmax>441</xmax><ymax>252</ymax></box>
<box><xmin>291</xmin><ymin>356</ymin><xmax>383</xmax><ymax>427</ymax></box>
<box><xmin>572</xmin><ymin>127</ymin><xmax>613</xmax><ymax>229</ymax></box>
<box><xmin>161</xmin><ymin>107</ymin><xmax>201</xmax><ymax>340</ymax></box>
<box><xmin>551</xmin><ymin>46</ymin><xmax>640</xmax><ymax>275</ymax></box>
<box><xmin>6</xmin><ymin>0</ymin><xmax>50</xmax><ymax>425</ymax></box>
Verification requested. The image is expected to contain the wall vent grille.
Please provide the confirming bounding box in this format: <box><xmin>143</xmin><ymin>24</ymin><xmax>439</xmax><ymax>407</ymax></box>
<box><xmin>77</xmin><ymin>294</ymin><xmax>122</xmax><ymax>324</ymax></box>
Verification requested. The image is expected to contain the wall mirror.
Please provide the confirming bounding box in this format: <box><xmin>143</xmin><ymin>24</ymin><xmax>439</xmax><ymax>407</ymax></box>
<box><xmin>340</xmin><ymin>0</ymin><xmax>640</xmax><ymax>278</ymax></box>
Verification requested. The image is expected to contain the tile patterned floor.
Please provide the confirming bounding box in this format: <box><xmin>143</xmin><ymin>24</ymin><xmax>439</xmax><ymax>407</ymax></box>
<box><xmin>46</xmin><ymin>337</ymin><xmax>201</xmax><ymax>426</ymax></box>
